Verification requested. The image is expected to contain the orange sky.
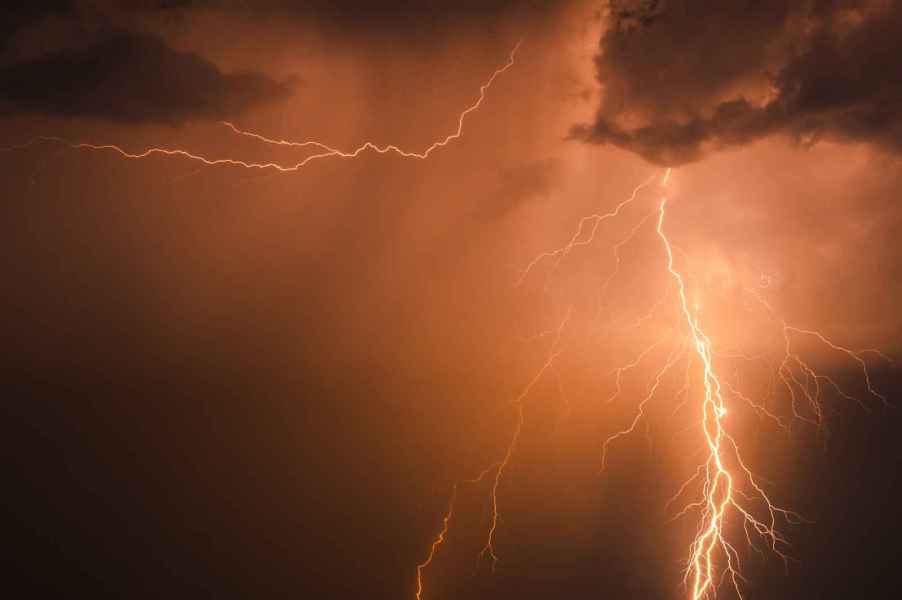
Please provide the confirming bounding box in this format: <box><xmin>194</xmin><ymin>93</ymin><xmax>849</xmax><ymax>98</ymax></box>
<box><xmin>3</xmin><ymin>2</ymin><xmax>901</xmax><ymax>599</ymax></box>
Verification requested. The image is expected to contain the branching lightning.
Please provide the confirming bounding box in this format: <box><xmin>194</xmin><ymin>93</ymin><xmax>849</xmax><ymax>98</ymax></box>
<box><xmin>2</xmin><ymin>42</ymin><xmax>521</xmax><ymax>172</ymax></box>
<box><xmin>413</xmin><ymin>308</ymin><xmax>570</xmax><ymax>598</ymax></box>
<box><xmin>656</xmin><ymin>181</ymin><xmax>781</xmax><ymax>599</ymax></box>
<box><xmin>3</xmin><ymin>40</ymin><xmax>523</xmax><ymax>600</ymax></box>
<box><xmin>480</xmin><ymin>307</ymin><xmax>571</xmax><ymax>571</ymax></box>
<box><xmin>512</xmin><ymin>168</ymin><xmax>889</xmax><ymax>600</ymax></box>
<box><xmin>415</xmin><ymin>463</ymin><xmax>499</xmax><ymax>600</ymax></box>
<box><xmin>5</xmin><ymin>27</ymin><xmax>893</xmax><ymax>600</ymax></box>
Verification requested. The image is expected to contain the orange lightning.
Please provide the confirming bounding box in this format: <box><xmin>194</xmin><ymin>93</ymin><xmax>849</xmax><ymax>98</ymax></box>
<box><xmin>414</xmin><ymin>307</ymin><xmax>569</xmax><ymax>596</ymax></box>
<box><xmin>3</xmin><ymin>42</ymin><xmax>521</xmax><ymax>172</ymax></box>
<box><xmin>657</xmin><ymin>173</ymin><xmax>748</xmax><ymax>599</ymax></box>
<box><xmin>7</xmin><ymin>27</ymin><xmax>892</xmax><ymax>598</ymax></box>
<box><xmin>221</xmin><ymin>41</ymin><xmax>521</xmax><ymax>161</ymax></box>
<box><xmin>479</xmin><ymin>307</ymin><xmax>571</xmax><ymax>570</ymax></box>
<box><xmin>654</xmin><ymin>172</ymin><xmax>819</xmax><ymax>600</ymax></box>
<box><xmin>520</xmin><ymin>168</ymin><xmax>887</xmax><ymax>599</ymax></box>
<box><xmin>415</xmin><ymin>487</ymin><xmax>457</xmax><ymax>600</ymax></box>
<box><xmin>517</xmin><ymin>173</ymin><xmax>659</xmax><ymax>285</ymax></box>
<box><xmin>2</xmin><ymin>40</ymin><xmax>526</xmax><ymax>600</ymax></box>
<box><xmin>415</xmin><ymin>463</ymin><xmax>499</xmax><ymax>600</ymax></box>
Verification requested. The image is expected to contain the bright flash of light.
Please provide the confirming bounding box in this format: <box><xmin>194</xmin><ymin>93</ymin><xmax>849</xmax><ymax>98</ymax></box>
<box><xmin>468</xmin><ymin>168</ymin><xmax>889</xmax><ymax>600</ymax></box>
<box><xmin>2</xmin><ymin>42</ymin><xmax>521</xmax><ymax>172</ymax></box>
<box><xmin>4</xmin><ymin>32</ymin><xmax>892</xmax><ymax>600</ymax></box>
<box><xmin>656</xmin><ymin>179</ymin><xmax>790</xmax><ymax>599</ymax></box>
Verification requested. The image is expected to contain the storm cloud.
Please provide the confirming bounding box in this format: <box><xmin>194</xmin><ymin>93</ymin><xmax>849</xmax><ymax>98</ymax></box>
<box><xmin>575</xmin><ymin>0</ymin><xmax>902</xmax><ymax>165</ymax></box>
<box><xmin>0</xmin><ymin>30</ymin><xmax>293</xmax><ymax>124</ymax></box>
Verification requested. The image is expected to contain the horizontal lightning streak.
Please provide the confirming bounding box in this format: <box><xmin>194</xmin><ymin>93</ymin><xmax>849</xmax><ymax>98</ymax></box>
<box><xmin>222</xmin><ymin>41</ymin><xmax>522</xmax><ymax>163</ymax></box>
<box><xmin>6</xmin><ymin>33</ymin><xmax>890</xmax><ymax>597</ymax></box>
<box><xmin>3</xmin><ymin>41</ymin><xmax>522</xmax><ymax>172</ymax></box>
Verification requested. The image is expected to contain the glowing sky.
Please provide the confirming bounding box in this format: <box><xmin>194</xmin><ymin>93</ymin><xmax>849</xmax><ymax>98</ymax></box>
<box><xmin>3</xmin><ymin>2</ymin><xmax>902</xmax><ymax>599</ymax></box>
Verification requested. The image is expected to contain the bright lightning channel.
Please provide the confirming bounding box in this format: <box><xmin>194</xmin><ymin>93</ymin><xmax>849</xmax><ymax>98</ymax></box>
<box><xmin>505</xmin><ymin>168</ymin><xmax>889</xmax><ymax>600</ymax></box>
<box><xmin>4</xmin><ymin>35</ymin><xmax>890</xmax><ymax>600</ymax></box>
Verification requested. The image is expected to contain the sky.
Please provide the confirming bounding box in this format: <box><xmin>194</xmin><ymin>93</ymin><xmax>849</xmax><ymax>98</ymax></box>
<box><xmin>3</xmin><ymin>2</ymin><xmax>902</xmax><ymax>599</ymax></box>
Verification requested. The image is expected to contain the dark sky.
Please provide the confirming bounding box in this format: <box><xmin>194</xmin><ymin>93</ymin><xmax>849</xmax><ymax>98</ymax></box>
<box><xmin>576</xmin><ymin>0</ymin><xmax>902</xmax><ymax>165</ymax></box>
<box><xmin>3</xmin><ymin>2</ymin><xmax>902</xmax><ymax>599</ymax></box>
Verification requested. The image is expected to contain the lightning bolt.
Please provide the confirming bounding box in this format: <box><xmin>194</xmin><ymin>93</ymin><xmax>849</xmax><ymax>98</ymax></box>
<box><xmin>3</xmin><ymin>40</ymin><xmax>524</xmax><ymax>600</ymax></box>
<box><xmin>518</xmin><ymin>168</ymin><xmax>888</xmax><ymax>599</ymax></box>
<box><xmin>480</xmin><ymin>307</ymin><xmax>571</xmax><ymax>570</ymax></box>
<box><xmin>2</xmin><ymin>42</ymin><xmax>521</xmax><ymax>172</ymax></box>
<box><xmin>220</xmin><ymin>42</ymin><xmax>521</xmax><ymax>162</ymax></box>
<box><xmin>414</xmin><ymin>307</ymin><xmax>570</xmax><ymax>597</ymax></box>
<box><xmin>415</xmin><ymin>463</ymin><xmax>499</xmax><ymax>600</ymax></box>
<box><xmin>517</xmin><ymin>173</ymin><xmax>659</xmax><ymax>286</ymax></box>
<box><xmin>657</xmin><ymin>180</ymin><xmax>759</xmax><ymax>599</ymax></box>
<box><xmin>5</xmin><ymin>30</ymin><xmax>891</xmax><ymax>600</ymax></box>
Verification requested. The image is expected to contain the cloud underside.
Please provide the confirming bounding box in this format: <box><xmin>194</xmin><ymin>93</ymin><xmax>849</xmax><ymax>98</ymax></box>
<box><xmin>0</xmin><ymin>31</ymin><xmax>292</xmax><ymax>125</ymax></box>
<box><xmin>577</xmin><ymin>0</ymin><xmax>902</xmax><ymax>165</ymax></box>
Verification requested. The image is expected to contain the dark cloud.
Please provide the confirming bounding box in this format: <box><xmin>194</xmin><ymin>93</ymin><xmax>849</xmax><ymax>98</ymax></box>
<box><xmin>0</xmin><ymin>2</ymin><xmax>73</xmax><ymax>48</ymax></box>
<box><xmin>185</xmin><ymin>0</ymin><xmax>544</xmax><ymax>24</ymax></box>
<box><xmin>575</xmin><ymin>0</ymin><xmax>902</xmax><ymax>165</ymax></box>
<box><xmin>151</xmin><ymin>0</ymin><xmax>558</xmax><ymax>43</ymax></box>
<box><xmin>0</xmin><ymin>30</ymin><xmax>293</xmax><ymax>124</ymax></box>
